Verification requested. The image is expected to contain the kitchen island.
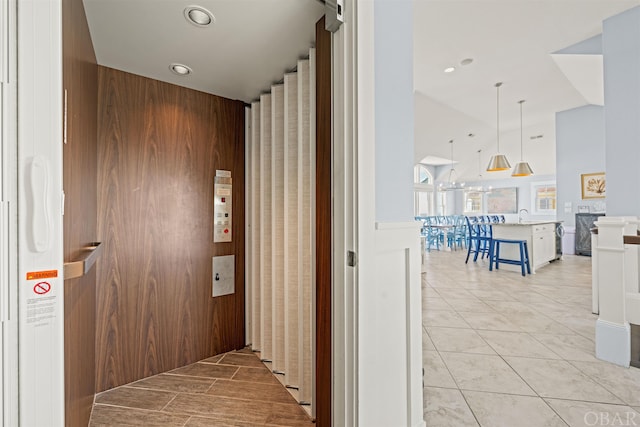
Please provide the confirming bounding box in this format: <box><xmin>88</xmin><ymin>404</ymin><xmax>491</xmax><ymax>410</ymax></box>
<box><xmin>491</xmin><ymin>221</ymin><xmax>562</xmax><ymax>274</ymax></box>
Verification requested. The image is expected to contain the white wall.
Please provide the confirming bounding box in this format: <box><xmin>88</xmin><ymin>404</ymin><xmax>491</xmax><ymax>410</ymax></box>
<box><xmin>603</xmin><ymin>6</ymin><xmax>640</xmax><ymax>217</ymax></box>
<box><xmin>374</xmin><ymin>0</ymin><xmax>414</xmax><ymax>223</ymax></box>
<box><xmin>356</xmin><ymin>1</ymin><xmax>424</xmax><ymax>426</ymax></box>
<box><xmin>555</xmin><ymin>105</ymin><xmax>606</xmax><ymax>227</ymax></box>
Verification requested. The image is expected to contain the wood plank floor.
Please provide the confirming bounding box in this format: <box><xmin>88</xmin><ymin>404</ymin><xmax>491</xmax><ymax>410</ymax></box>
<box><xmin>89</xmin><ymin>349</ymin><xmax>313</xmax><ymax>426</ymax></box>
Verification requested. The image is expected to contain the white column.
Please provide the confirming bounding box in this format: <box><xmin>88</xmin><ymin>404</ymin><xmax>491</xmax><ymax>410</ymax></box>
<box><xmin>594</xmin><ymin>216</ymin><xmax>636</xmax><ymax>367</ymax></box>
<box><xmin>356</xmin><ymin>0</ymin><xmax>425</xmax><ymax>425</ymax></box>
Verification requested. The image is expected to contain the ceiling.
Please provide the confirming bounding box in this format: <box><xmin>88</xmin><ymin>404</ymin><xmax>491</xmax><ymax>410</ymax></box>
<box><xmin>83</xmin><ymin>0</ymin><xmax>325</xmax><ymax>103</ymax></box>
<box><xmin>83</xmin><ymin>0</ymin><xmax>640</xmax><ymax>181</ymax></box>
<box><xmin>414</xmin><ymin>0</ymin><xmax>640</xmax><ymax>181</ymax></box>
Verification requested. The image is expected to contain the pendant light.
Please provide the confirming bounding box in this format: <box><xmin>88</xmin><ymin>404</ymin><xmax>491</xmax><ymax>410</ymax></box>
<box><xmin>439</xmin><ymin>139</ymin><xmax>465</xmax><ymax>191</ymax></box>
<box><xmin>512</xmin><ymin>100</ymin><xmax>534</xmax><ymax>177</ymax></box>
<box><xmin>469</xmin><ymin>149</ymin><xmax>491</xmax><ymax>192</ymax></box>
<box><xmin>487</xmin><ymin>82</ymin><xmax>511</xmax><ymax>171</ymax></box>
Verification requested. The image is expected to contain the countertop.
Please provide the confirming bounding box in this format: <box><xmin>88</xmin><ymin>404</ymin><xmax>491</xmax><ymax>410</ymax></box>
<box><xmin>494</xmin><ymin>220</ymin><xmax>562</xmax><ymax>226</ymax></box>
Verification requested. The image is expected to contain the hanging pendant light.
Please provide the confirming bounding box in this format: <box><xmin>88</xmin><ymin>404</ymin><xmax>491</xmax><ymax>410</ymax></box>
<box><xmin>512</xmin><ymin>99</ymin><xmax>534</xmax><ymax>177</ymax></box>
<box><xmin>487</xmin><ymin>82</ymin><xmax>511</xmax><ymax>171</ymax></box>
<box><xmin>439</xmin><ymin>139</ymin><xmax>465</xmax><ymax>191</ymax></box>
<box><xmin>469</xmin><ymin>149</ymin><xmax>491</xmax><ymax>192</ymax></box>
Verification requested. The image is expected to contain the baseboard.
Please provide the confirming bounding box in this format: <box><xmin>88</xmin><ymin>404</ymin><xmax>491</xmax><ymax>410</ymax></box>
<box><xmin>595</xmin><ymin>319</ymin><xmax>630</xmax><ymax>367</ymax></box>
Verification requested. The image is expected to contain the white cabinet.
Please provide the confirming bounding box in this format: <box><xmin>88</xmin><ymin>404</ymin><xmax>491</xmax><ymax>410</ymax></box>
<box><xmin>532</xmin><ymin>224</ymin><xmax>556</xmax><ymax>269</ymax></box>
<box><xmin>492</xmin><ymin>222</ymin><xmax>560</xmax><ymax>274</ymax></box>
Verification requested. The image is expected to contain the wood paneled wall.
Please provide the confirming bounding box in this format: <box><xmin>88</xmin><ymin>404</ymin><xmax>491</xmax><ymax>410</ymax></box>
<box><xmin>62</xmin><ymin>0</ymin><xmax>98</xmax><ymax>424</ymax></box>
<box><xmin>96</xmin><ymin>67</ymin><xmax>245</xmax><ymax>392</ymax></box>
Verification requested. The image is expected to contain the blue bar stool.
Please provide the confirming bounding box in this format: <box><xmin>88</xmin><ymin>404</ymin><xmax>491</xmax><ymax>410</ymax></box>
<box><xmin>465</xmin><ymin>216</ymin><xmax>492</xmax><ymax>263</ymax></box>
<box><xmin>489</xmin><ymin>238</ymin><xmax>531</xmax><ymax>276</ymax></box>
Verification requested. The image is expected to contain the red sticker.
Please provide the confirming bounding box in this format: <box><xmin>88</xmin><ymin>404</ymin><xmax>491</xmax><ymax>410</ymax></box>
<box><xmin>33</xmin><ymin>282</ymin><xmax>51</xmax><ymax>295</ymax></box>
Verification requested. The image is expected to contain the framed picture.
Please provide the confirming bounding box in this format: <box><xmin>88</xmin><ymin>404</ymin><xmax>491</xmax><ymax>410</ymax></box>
<box><xmin>487</xmin><ymin>187</ymin><xmax>518</xmax><ymax>213</ymax></box>
<box><xmin>581</xmin><ymin>172</ymin><xmax>606</xmax><ymax>199</ymax></box>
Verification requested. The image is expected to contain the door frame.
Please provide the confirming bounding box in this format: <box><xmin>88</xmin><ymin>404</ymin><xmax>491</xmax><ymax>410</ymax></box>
<box><xmin>331</xmin><ymin>0</ymin><xmax>361</xmax><ymax>425</ymax></box>
<box><xmin>16</xmin><ymin>0</ymin><xmax>66</xmax><ymax>424</ymax></box>
<box><xmin>1</xmin><ymin>0</ymin><xmax>19</xmax><ymax>424</ymax></box>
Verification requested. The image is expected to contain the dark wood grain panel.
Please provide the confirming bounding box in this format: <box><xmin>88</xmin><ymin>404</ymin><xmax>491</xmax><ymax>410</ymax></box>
<box><xmin>96</xmin><ymin>67</ymin><xmax>245</xmax><ymax>392</ymax></box>
<box><xmin>62</xmin><ymin>0</ymin><xmax>98</xmax><ymax>425</ymax></box>
<box><xmin>315</xmin><ymin>16</ymin><xmax>332</xmax><ymax>427</ymax></box>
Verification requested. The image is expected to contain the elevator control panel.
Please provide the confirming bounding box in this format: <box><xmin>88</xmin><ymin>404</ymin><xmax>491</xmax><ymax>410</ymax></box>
<box><xmin>214</xmin><ymin>170</ymin><xmax>232</xmax><ymax>243</ymax></box>
<box><xmin>212</xmin><ymin>255</ymin><xmax>235</xmax><ymax>297</ymax></box>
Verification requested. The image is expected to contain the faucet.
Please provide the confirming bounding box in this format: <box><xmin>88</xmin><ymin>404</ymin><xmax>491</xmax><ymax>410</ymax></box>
<box><xmin>518</xmin><ymin>208</ymin><xmax>529</xmax><ymax>223</ymax></box>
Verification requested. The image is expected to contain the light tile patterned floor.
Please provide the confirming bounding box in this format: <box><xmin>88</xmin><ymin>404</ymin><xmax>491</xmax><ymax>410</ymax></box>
<box><xmin>422</xmin><ymin>250</ymin><xmax>640</xmax><ymax>427</ymax></box>
<box><xmin>89</xmin><ymin>349</ymin><xmax>313</xmax><ymax>426</ymax></box>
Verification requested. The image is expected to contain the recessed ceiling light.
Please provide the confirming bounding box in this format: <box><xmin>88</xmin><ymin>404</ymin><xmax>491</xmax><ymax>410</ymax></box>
<box><xmin>170</xmin><ymin>63</ymin><xmax>192</xmax><ymax>76</ymax></box>
<box><xmin>460</xmin><ymin>58</ymin><xmax>474</xmax><ymax>66</ymax></box>
<box><xmin>444</xmin><ymin>66</ymin><xmax>456</xmax><ymax>73</ymax></box>
<box><xmin>184</xmin><ymin>6</ymin><xmax>215</xmax><ymax>27</ymax></box>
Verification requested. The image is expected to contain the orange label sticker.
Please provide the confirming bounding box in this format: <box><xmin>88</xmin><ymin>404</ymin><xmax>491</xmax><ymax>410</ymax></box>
<box><xmin>26</xmin><ymin>270</ymin><xmax>58</xmax><ymax>281</ymax></box>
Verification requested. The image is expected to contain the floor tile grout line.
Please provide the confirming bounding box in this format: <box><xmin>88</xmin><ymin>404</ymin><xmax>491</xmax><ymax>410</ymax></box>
<box><xmin>91</xmin><ymin>402</ymin><xmax>187</xmax><ymax>415</ymax></box>
<box><xmin>541</xmin><ymin>395</ymin><xmax>640</xmax><ymax>408</ymax></box>
<box><xmin>204</xmin><ymin>378</ymin><xmax>217</xmax><ymax>393</ymax></box>
<box><xmin>522</xmin><ymin>330</ymin><xmax>566</xmax><ymax>360</ymax></box>
<box><xmin>159</xmin><ymin>393</ymin><xmax>180</xmax><ymax>412</ymax></box>
<box><xmin>228</xmin><ymin>366</ymin><xmax>241</xmax><ymax>380</ymax></box>
<box><xmin>564</xmin><ymin>358</ymin><xmax>634</xmax><ymax>406</ymax></box>
<box><xmin>455</xmin><ymin>389</ymin><xmax>483</xmax><ymax>427</ymax></box>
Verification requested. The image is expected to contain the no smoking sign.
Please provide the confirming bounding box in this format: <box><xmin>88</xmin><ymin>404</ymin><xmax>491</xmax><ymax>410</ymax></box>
<box><xmin>33</xmin><ymin>282</ymin><xmax>51</xmax><ymax>295</ymax></box>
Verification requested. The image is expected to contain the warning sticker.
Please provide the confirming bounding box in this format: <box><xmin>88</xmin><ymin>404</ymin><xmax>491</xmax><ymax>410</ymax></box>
<box><xmin>26</xmin><ymin>270</ymin><xmax>58</xmax><ymax>280</ymax></box>
<box><xmin>26</xmin><ymin>295</ymin><xmax>56</xmax><ymax>325</ymax></box>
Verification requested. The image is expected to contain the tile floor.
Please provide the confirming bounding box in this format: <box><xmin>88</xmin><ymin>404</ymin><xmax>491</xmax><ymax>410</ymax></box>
<box><xmin>89</xmin><ymin>249</ymin><xmax>640</xmax><ymax>426</ymax></box>
<box><xmin>89</xmin><ymin>348</ymin><xmax>313</xmax><ymax>426</ymax></box>
<box><xmin>422</xmin><ymin>249</ymin><xmax>640</xmax><ymax>427</ymax></box>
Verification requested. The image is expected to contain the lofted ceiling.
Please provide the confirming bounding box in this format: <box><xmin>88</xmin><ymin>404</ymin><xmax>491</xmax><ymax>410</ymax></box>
<box><xmin>414</xmin><ymin>0</ymin><xmax>640</xmax><ymax>181</ymax></box>
<box><xmin>83</xmin><ymin>0</ymin><xmax>640</xmax><ymax>182</ymax></box>
<box><xmin>83</xmin><ymin>0</ymin><xmax>325</xmax><ymax>103</ymax></box>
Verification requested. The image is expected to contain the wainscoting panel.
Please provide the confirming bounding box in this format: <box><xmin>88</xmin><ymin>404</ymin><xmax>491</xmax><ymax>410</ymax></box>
<box><xmin>359</xmin><ymin>223</ymin><xmax>424</xmax><ymax>427</ymax></box>
<box><xmin>96</xmin><ymin>67</ymin><xmax>245</xmax><ymax>392</ymax></box>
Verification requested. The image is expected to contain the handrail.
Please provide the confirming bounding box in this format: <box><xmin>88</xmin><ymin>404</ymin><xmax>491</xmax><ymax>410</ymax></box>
<box><xmin>623</xmin><ymin>234</ymin><xmax>640</xmax><ymax>245</ymax></box>
<box><xmin>64</xmin><ymin>242</ymin><xmax>102</xmax><ymax>280</ymax></box>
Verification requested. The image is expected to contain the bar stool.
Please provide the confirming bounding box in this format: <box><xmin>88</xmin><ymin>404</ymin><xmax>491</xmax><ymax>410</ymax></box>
<box><xmin>489</xmin><ymin>238</ymin><xmax>531</xmax><ymax>276</ymax></box>
<box><xmin>465</xmin><ymin>216</ymin><xmax>491</xmax><ymax>263</ymax></box>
